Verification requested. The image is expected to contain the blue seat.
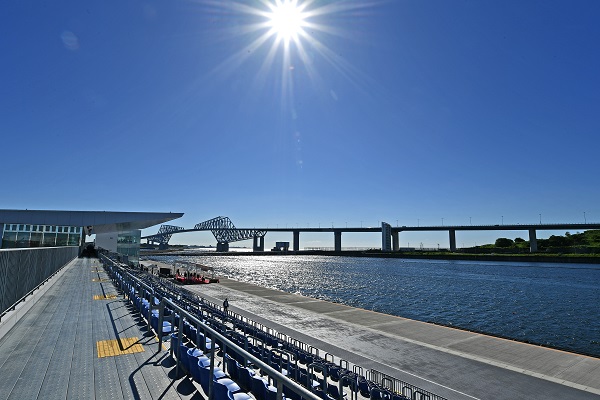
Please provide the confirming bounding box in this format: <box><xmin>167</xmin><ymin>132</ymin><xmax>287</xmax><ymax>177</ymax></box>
<box><xmin>238</xmin><ymin>367</ymin><xmax>255</xmax><ymax>391</ymax></box>
<box><xmin>266</xmin><ymin>385</ymin><xmax>286</xmax><ymax>400</ymax></box>
<box><xmin>327</xmin><ymin>383</ymin><xmax>346</xmax><ymax>400</ymax></box>
<box><xmin>225</xmin><ymin>354</ymin><xmax>241</xmax><ymax>381</ymax></box>
<box><xmin>284</xmin><ymin>385</ymin><xmax>301</xmax><ymax>400</ymax></box>
<box><xmin>214</xmin><ymin>378</ymin><xmax>241</xmax><ymax>400</ymax></box>
<box><xmin>189</xmin><ymin>325</ymin><xmax>198</xmax><ymax>346</ymax></box>
<box><xmin>198</xmin><ymin>355</ymin><xmax>211</xmax><ymax>368</ymax></box>
<box><xmin>251</xmin><ymin>375</ymin><xmax>268</xmax><ymax>400</ymax></box>
<box><xmin>197</xmin><ymin>365</ymin><xmax>225</xmax><ymax>395</ymax></box>
<box><xmin>151</xmin><ymin>314</ymin><xmax>171</xmax><ymax>335</ymax></box>
<box><xmin>327</xmin><ymin>364</ymin><xmax>341</xmax><ymax>382</ymax></box>
<box><xmin>229</xmin><ymin>392</ymin><xmax>253</xmax><ymax>400</ymax></box>
<box><xmin>370</xmin><ymin>386</ymin><xmax>390</xmax><ymax>400</ymax></box>
<box><xmin>357</xmin><ymin>376</ymin><xmax>370</xmax><ymax>398</ymax></box>
<box><xmin>180</xmin><ymin>343</ymin><xmax>193</xmax><ymax>372</ymax></box>
<box><xmin>171</xmin><ymin>333</ymin><xmax>180</xmax><ymax>357</ymax></box>
<box><xmin>187</xmin><ymin>348</ymin><xmax>204</xmax><ymax>381</ymax></box>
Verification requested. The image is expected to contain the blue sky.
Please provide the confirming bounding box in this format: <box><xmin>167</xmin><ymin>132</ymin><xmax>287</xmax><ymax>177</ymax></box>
<box><xmin>2</xmin><ymin>0</ymin><xmax>599</xmax><ymax>248</ymax></box>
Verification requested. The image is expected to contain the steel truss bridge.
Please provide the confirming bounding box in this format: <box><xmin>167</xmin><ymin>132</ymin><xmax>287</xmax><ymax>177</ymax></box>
<box><xmin>143</xmin><ymin>216</ymin><xmax>267</xmax><ymax>251</ymax></box>
<box><xmin>143</xmin><ymin>218</ymin><xmax>600</xmax><ymax>253</ymax></box>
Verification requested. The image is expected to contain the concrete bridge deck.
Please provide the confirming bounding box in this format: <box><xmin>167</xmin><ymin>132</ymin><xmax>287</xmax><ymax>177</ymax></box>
<box><xmin>189</xmin><ymin>278</ymin><xmax>600</xmax><ymax>400</ymax></box>
<box><xmin>0</xmin><ymin>257</ymin><xmax>196</xmax><ymax>400</ymax></box>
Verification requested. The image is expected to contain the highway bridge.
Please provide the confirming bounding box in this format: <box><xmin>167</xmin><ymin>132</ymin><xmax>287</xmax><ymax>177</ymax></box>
<box><xmin>143</xmin><ymin>216</ymin><xmax>600</xmax><ymax>253</ymax></box>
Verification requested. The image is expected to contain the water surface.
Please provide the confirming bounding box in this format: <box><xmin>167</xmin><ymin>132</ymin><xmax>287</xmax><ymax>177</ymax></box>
<box><xmin>152</xmin><ymin>255</ymin><xmax>600</xmax><ymax>357</ymax></box>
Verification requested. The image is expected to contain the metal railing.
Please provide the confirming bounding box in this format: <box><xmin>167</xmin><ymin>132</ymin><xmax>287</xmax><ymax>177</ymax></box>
<box><xmin>0</xmin><ymin>246</ymin><xmax>78</xmax><ymax>319</ymax></box>
<box><xmin>100</xmin><ymin>252</ymin><xmax>448</xmax><ymax>400</ymax></box>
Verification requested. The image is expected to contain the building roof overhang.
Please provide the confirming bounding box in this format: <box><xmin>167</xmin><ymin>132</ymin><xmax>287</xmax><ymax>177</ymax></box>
<box><xmin>0</xmin><ymin>209</ymin><xmax>184</xmax><ymax>234</ymax></box>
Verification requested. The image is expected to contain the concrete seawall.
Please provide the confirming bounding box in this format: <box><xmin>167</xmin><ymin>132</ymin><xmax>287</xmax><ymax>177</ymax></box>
<box><xmin>187</xmin><ymin>277</ymin><xmax>600</xmax><ymax>400</ymax></box>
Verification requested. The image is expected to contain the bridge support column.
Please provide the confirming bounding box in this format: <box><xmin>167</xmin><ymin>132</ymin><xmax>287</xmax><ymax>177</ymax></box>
<box><xmin>449</xmin><ymin>229</ymin><xmax>456</xmax><ymax>252</ymax></box>
<box><xmin>392</xmin><ymin>231</ymin><xmax>399</xmax><ymax>251</ymax></box>
<box><xmin>217</xmin><ymin>242</ymin><xmax>229</xmax><ymax>252</ymax></box>
<box><xmin>529</xmin><ymin>229</ymin><xmax>538</xmax><ymax>252</ymax></box>
<box><xmin>334</xmin><ymin>231</ymin><xmax>342</xmax><ymax>252</ymax></box>
<box><xmin>253</xmin><ymin>236</ymin><xmax>265</xmax><ymax>252</ymax></box>
<box><xmin>293</xmin><ymin>231</ymin><xmax>300</xmax><ymax>251</ymax></box>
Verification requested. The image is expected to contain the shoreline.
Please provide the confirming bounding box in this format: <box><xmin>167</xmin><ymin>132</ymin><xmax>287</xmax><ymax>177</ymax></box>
<box><xmin>143</xmin><ymin>249</ymin><xmax>600</xmax><ymax>264</ymax></box>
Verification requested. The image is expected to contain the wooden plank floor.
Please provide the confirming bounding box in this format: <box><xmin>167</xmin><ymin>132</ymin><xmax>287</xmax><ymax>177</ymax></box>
<box><xmin>0</xmin><ymin>258</ymin><xmax>200</xmax><ymax>400</ymax></box>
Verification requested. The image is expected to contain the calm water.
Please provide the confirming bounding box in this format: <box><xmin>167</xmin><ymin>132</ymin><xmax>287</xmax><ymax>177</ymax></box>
<box><xmin>152</xmin><ymin>255</ymin><xmax>600</xmax><ymax>357</ymax></box>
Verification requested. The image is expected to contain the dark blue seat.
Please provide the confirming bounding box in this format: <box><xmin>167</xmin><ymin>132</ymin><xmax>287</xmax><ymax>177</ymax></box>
<box><xmin>327</xmin><ymin>383</ymin><xmax>346</xmax><ymax>400</ymax></box>
<box><xmin>357</xmin><ymin>376</ymin><xmax>370</xmax><ymax>398</ymax></box>
<box><xmin>284</xmin><ymin>385</ymin><xmax>301</xmax><ymax>400</ymax></box>
<box><xmin>180</xmin><ymin>343</ymin><xmax>193</xmax><ymax>372</ymax></box>
<box><xmin>327</xmin><ymin>364</ymin><xmax>341</xmax><ymax>382</ymax></box>
<box><xmin>187</xmin><ymin>348</ymin><xmax>204</xmax><ymax>381</ymax></box>
<box><xmin>214</xmin><ymin>378</ymin><xmax>241</xmax><ymax>400</ymax></box>
<box><xmin>238</xmin><ymin>367</ymin><xmax>255</xmax><ymax>391</ymax></box>
<box><xmin>370</xmin><ymin>387</ymin><xmax>390</xmax><ymax>400</ymax></box>
<box><xmin>229</xmin><ymin>392</ymin><xmax>253</xmax><ymax>400</ymax></box>
<box><xmin>171</xmin><ymin>333</ymin><xmax>180</xmax><ymax>358</ymax></box>
<box><xmin>225</xmin><ymin>354</ymin><xmax>240</xmax><ymax>380</ymax></box>
<box><xmin>266</xmin><ymin>385</ymin><xmax>286</xmax><ymax>400</ymax></box>
<box><xmin>197</xmin><ymin>365</ymin><xmax>225</xmax><ymax>395</ymax></box>
<box><xmin>251</xmin><ymin>375</ymin><xmax>269</xmax><ymax>400</ymax></box>
<box><xmin>314</xmin><ymin>388</ymin><xmax>333</xmax><ymax>400</ymax></box>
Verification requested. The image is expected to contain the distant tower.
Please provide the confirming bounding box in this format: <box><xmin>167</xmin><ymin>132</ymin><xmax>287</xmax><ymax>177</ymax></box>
<box><xmin>381</xmin><ymin>222</ymin><xmax>392</xmax><ymax>252</ymax></box>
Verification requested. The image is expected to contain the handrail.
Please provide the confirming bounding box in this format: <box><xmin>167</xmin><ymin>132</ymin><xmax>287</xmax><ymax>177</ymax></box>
<box><xmin>158</xmin><ymin>296</ymin><xmax>321</xmax><ymax>400</ymax></box>
<box><xmin>101</xmin><ymin>253</ymin><xmax>448</xmax><ymax>400</ymax></box>
<box><xmin>0</xmin><ymin>261</ymin><xmax>68</xmax><ymax>321</ymax></box>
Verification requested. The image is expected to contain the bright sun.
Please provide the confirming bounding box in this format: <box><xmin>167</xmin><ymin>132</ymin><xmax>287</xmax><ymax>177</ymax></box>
<box><xmin>267</xmin><ymin>0</ymin><xmax>307</xmax><ymax>43</ymax></box>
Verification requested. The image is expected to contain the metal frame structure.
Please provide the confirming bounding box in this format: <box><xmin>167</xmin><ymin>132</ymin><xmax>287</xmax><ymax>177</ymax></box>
<box><xmin>145</xmin><ymin>225</ymin><xmax>185</xmax><ymax>246</ymax></box>
<box><xmin>145</xmin><ymin>217</ymin><xmax>266</xmax><ymax>248</ymax></box>
<box><xmin>193</xmin><ymin>216</ymin><xmax>266</xmax><ymax>244</ymax></box>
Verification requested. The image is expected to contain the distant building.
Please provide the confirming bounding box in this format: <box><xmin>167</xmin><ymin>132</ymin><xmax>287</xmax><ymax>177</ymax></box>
<box><xmin>0</xmin><ymin>209</ymin><xmax>183</xmax><ymax>265</ymax></box>
<box><xmin>2</xmin><ymin>223</ymin><xmax>82</xmax><ymax>249</ymax></box>
<box><xmin>381</xmin><ymin>222</ymin><xmax>392</xmax><ymax>251</ymax></box>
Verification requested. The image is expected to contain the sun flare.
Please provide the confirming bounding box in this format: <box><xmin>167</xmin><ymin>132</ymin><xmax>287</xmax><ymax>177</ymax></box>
<box><xmin>267</xmin><ymin>0</ymin><xmax>307</xmax><ymax>43</ymax></box>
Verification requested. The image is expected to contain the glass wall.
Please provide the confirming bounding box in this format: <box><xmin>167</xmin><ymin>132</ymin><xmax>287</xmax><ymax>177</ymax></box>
<box><xmin>1</xmin><ymin>224</ymin><xmax>82</xmax><ymax>249</ymax></box>
<box><xmin>116</xmin><ymin>230</ymin><xmax>141</xmax><ymax>265</ymax></box>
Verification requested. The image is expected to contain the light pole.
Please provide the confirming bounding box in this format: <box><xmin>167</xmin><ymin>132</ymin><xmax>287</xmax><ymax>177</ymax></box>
<box><xmin>360</xmin><ymin>221</ymin><xmax>363</xmax><ymax>228</ymax></box>
<box><xmin>584</xmin><ymin>212</ymin><xmax>587</xmax><ymax>223</ymax></box>
<box><xmin>501</xmin><ymin>215</ymin><xmax>503</xmax><ymax>225</ymax></box>
<box><xmin>469</xmin><ymin>217</ymin><xmax>472</xmax><ymax>225</ymax></box>
<box><xmin>441</xmin><ymin>218</ymin><xmax>444</xmax><ymax>226</ymax></box>
<box><xmin>396</xmin><ymin>219</ymin><xmax>398</xmax><ymax>227</ymax></box>
<box><xmin>417</xmin><ymin>219</ymin><xmax>420</xmax><ymax>227</ymax></box>
<box><xmin>539</xmin><ymin>214</ymin><xmax>542</xmax><ymax>224</ymax></box>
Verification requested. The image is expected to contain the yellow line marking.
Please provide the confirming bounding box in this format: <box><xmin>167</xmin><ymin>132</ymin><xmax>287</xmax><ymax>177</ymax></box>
<box><xmin>97</xmin><ymin>337</ymin><xmax>144</xmax><ymax>358</ymax></box>
<box><xmin>93</xmin><ymin>294</ymin><xmax>118</xmax><ymax>300</ymax></box>
<box><xmin>154</xmin><ymin>335</ymin><xmax>168</xmax><ymax>351</ymax></box>
<box><xmin>92</xmin><ymin>278</ymin><xmax>110</xmax><ymax>282</ymax></box>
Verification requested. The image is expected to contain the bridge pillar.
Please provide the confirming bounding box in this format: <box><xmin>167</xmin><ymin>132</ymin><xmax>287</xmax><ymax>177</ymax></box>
<box><xmin>529</xmin><ymin>229</ymin><xmax>538</xmax><ymax>252</ymax></box>
<box><xmin>392</xmin><ymin>231</ymin><xmax>399</xmax><ymax>251</ymax></box>
<box><xmin>217</xmin><ymin>242</ymin><xmax>229</xmax><ymax>252</ymax></box>
<box><xmin>334</xmin><ymin>231</ymin><xmax>342</xmax><ymax>252</ymax></box>
<box><xmin>449</xmin><ymin>229</ymin><xmax>456</xmax><ymax>252</ymax></box>
<box><xmin>293</xmin><ymin>231</ymin><xmax>300</xmax><ymax>251</ymax></box>
<box><xmin>252</xmin><ymin>236</ymin><xmax>265</xmax><ymax>252</ymax></box>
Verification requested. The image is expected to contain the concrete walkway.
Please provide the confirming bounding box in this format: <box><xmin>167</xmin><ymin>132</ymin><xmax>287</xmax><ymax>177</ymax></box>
<box><xmin>189</xmin><ymin>278</ymin><xmax>600</xmax><ymax>400</ymax></box>
<box><xmin>0</xmin><ymin>258</ymin><xmax>198</xmax><ymax>400</ymax></box>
